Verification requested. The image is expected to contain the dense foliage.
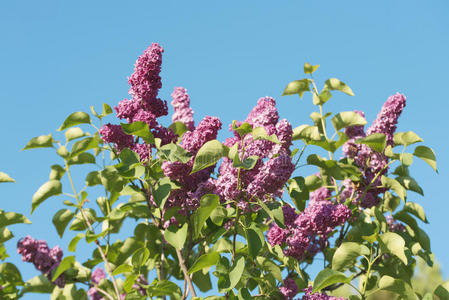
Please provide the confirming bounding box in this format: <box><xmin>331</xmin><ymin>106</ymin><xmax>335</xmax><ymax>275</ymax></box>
<box><xmin>0</xmin><ymin>43</ymin><xmax>447</xmax><ymax>300</ymax></box>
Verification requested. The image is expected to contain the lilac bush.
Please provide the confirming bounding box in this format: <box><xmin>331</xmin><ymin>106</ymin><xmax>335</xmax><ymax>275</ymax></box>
<box><xmin>0</xmin><ymin>44</ymin><xmax>442</xmax><ymax>300</ymax></box>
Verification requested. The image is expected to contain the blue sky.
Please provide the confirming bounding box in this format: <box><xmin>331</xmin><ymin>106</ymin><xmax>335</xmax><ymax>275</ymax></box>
<box><xmin>1</xmin><ymin>1</ymin><xmax>448</xmax><ymax>298</ymax></box>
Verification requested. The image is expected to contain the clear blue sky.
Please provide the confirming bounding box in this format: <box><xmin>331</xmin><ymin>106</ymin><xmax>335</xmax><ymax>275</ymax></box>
<box><xmin>1</xmin><ymin>1</ymin><xmax>448</xmax><ymax>299</ymax></box>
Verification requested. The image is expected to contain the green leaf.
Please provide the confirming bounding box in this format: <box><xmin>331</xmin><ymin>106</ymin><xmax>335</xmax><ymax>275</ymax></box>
<box><xmin>252</xmin><ymin>126</ymin><xmax>281</xmax><ymax>144</ymax></box>
<box><xmin>71</xmin><ymin>137</ymin><xmax>98</xmax><ymax>157</ymax></box>
<box><xmin>393</xmin><ymin>131</ymin><xmax>423</xmax><ymax>146</ymax></box>
<box><xmin>315</xmin><ymin>88</ymin><xmax>332</xmax><ymax>105</ymax></box>
<box><xmin>232</xmin><ymin>121</ymin><xmax>253</xmax><ymax>137</ymax></box>
<box><xmin>332</xmin><ymin>242</ymin><xmax>370</xmax><ymax>271</ymax></box>
<box><xmin>0</xmin><ymin>227</ymin><xmax>13</xmax><ymax>243</ymax></box>
<box><xmin>52</xmin><ymin>256</ymin><xmax>75</xmax><ymax>281</ymax></box>
<box><xmin>227</xmin><ymin>256</ymin><xmax>245</xmax><ymax>291</ymax></box>
<box><xmin>0</xmin><ymin>171</ymin><xmax>15</xmax><ymax>183</ymax></box>
<box><xmin>304</xmin><ymin>62</ymin><xmax>320</xmax><ymax>74</ymax></box>
<box><xmin>111</xmin><ymin>264</ymin><xmax>133</xmax><ymax>276</ymax></box>
<box><xmin>414</xmin><ymin>145</ymin><xmax>437</xmax><ymax>172</ymax></box>
<box><xmin>49</xmin><ymin>165</ymin><xmax>65</xmax><ymax>181</ymax></box>
<box><xmin>188</xmin><ymin>252</ymin><xmax>220</xmax><ymax>274</ymax></box>
<box><xmin>121</xmin><ymin>121</ymin><xmax>155</xmax><ymax>144</ymax></box>
<box><xmin>233</xmin><ymin>155</ymin><xmax>259</xmax><ymax>170</ymax></box>
<box><xmin>282</xmin><ymin>79</ymin><xmax>310</xmax><ymax>98</ymax></box>
<box><xmin>193</xmin><ymin>194</ymin><xmax>220</xmax><ymax>237</ymax></box>
<box><xmin>378</xmin><ymin>232</ymin><xmax>408</xmax><ymax>265</ymax></box>
<box><xmin>100</xmin><ymin>166</ymin><xmax>124</xmax><ymax>193</ymax></box>
<box><xmin>85</xmin><ymin>171</ymin><xmax>101</xmax><ymax>186</ymax></box>
<box><xmin>0</xmin><ymin>211</ymin><xmax>31</xmax><ymax>228</ymax></box>
<box><xmin>396</xmin><ymin>176</ymin><xmax>424</xmax><ymax>196</ymax></box>
<box><xmin>256</xmin><ymin>199</ymin><xmax>284</xmax><ymax>228</ymax></box>
<box><xmin>312</xmin><ymin>269</ymin><xmax>351</xmax><ymax>293</ymax></box>
<box><xmin>124</xmin><ymin>274</ymin><xmax>139</xmax><ymax>293</ymax></box>
<box><xmin>68</xmin><ymin>152</ymin><xmax>96</xmax><ymax>165</ymax></box>
<box><xmin>422</xmin><ymin>293</ymin><xmax>433</xmax><ymax>300</ymax></box>
<box><xmin>434</xmin><ymin>281</ymin><xmax>449</xmax><ymax>298</ymax></box>
<box><xmin>102</xmin><ymin>103</ymin><xmax>113</xmax><ymax>116</ymax></box>
<box><xmin>153</xmin><ymin>182</ymin><xmax>171</xmax><ymax>210</ymax></box>
<box><xmin>192</xmin><ymin>271</ymin><xmax>213</xmax><ymax>292</ymax></box>
<box><xmin>191</xmin><ymin>140</ymin><xmax>227</xmax><ymax>173</ymax></box>
<box><xmin>68</xmin><ymin>233</ymin><xmax>84</xmax><ymax>252</ymax></box>
<box><xmin>23</xmin><ymin>134</ymin><xmax>54</xmax><ymax>150</ymax></box>
<box><xmin>0</xmin><ymin>262</ymin><xmax>23</xmax><ymax>284</ymax></box>
<box><xmin>245</xmin><ymin>224</ymin><xmax>265</xmax><ymax>258</ymax></box>
<box><xmin>52</xmin><ymin>209</ymin><xmax>74</xmax><ymax>238</ymax></box>
<box><xmin>331</xmin><ymin>111</ymin><xmax>367</xmax><ymax>131</ymax></box>
<box><xmin>292</xmin><ymin>125</ymin><xmax>321</xmax><ymax>142</ymax></box>
<box><xmin>159</xmin><ymin>143</ymin><xmax>191</xmax><ymax>163</ymax></box>
<box><xmin>23</xmin><ymin>275</ymin><xmax>54</xmax><ymax>293</ymax></box>
<box><xmin>324</xmin><ymin>78</ymin><xmax>354</xmax><ymax>96</ymax></box>
<box><xmin>132</xmin><ymin>247</ymin><xmax>150</xmax><ymax>268</ymax></box>
<box><xmin>31</xmin><ymin>180</ymin><xmax>62</xmax><ymax>213</ymax></box>
<box><xmin>147</xmin><ymin>280</ymin><xmax>181</xmax><ymax>297</ymax></box>
<box><xmin>164</xmin><ymin>223</ymin><xmax>188</xmax><ymax>249</ymax></box>
<box><xmin>169</xmin><ymin>121</ymin><xmax>189</xmax><ymax>137</ymax></box>
<box><xmin>403</xmin><ymin>202</ymin><xmax>428</xmax><ymax>223</ymax></box>
<box><xmin>381</xmin><ymin>176</ymin><xmax>407</xmax><ymax>201</ymax></box>
<box><xmin>65</xmin><ymin>127</ymin><xmax>87</xmax><ymax>142</ymax></box>
<box><xmin>58</xmin><ymin>112</ymin><xmax>91</xmax><ymax>131</ymax></box>
<box><xmin>355</xmin><ymin>133</ymin><xmax>386</xmax><ymax>153</ymax></box>
<box><xmin>378</xmin><ymin>276</ymin><xmax>415</xmax><ymax>300</ymax></box>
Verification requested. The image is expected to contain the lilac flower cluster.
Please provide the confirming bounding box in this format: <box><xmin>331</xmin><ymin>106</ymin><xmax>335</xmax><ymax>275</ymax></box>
<box><xmin>385</xmin><ymin>215</ymin><xmax>406</xmax><ymax>232</ymax></box>
<box><xmin>171</xmin><ymin>87</ymin><xmax>195</xmax><ymax>131</ymax></box>
<box><xmin>301</xmin><ymin>287</ymin><xmax>346</xmax><ymax>300</ymax></box>
<box><xmin>214</xmin><ymin>97</ymin><xmax>295</xmax><ymax>208</ymax></box>
<box><xmin>267</xmin><ymin>190</ymin><xmax>351</xmax><ymax>261</ymax></box>
<box><xmin>17</xmin><ymin>235</ymin><xmax>65</xmax><ymax>288</ymax></box>
<box><xmin>100</xmin><ymin>43</ymin><xmax>176</xmax><ymax>160</ymax></box>
<box><xmin>161</xmin><ymin>116</ymin><xmax>222</xmax><ymax>212</ymax></box>
<box><xmin>342</xmin><ymin>93</ymin><xmax>406</xmax><ymax>208</ymax></box>
<box><xmin>87</xmin><ymin>268</ymin><xmax>106</xmax><ymax>300</ymax></box>
<box><xmin>280</xmin><ymin>278</ymin><xmax>298</xmax><ymax>300</ymax></box>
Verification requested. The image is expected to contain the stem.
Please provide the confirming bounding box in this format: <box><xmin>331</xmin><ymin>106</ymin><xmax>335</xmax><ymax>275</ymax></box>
<box><xmin>64</xmin><ymin>161</ymin><xmax>121</xmax><ymax>300</ymax></box>
<box><xmin>232</xmin><ymin>206</ymin><xmax>241</xmax><ymax>264</ymax></box>
<box><xmin>176</xmin><ymin>249</ymin><xmax>197</xmax><ymax>297</ymax></box>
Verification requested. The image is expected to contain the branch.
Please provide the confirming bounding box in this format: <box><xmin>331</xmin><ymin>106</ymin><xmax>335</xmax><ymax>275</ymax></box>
<box><xmin>176</xmin><ymin>248</ymin><xmax>197</xmax><ymax>298</ymax></box>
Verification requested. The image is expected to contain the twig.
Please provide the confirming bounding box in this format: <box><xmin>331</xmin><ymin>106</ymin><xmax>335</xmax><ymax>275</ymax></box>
<box><xmin>64</xmin><ymin>161</ymin><xmax>121</xmax><ymax>300</ymax></box>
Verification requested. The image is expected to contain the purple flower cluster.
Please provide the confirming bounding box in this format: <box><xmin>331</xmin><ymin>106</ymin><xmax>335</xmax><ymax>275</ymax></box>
<box><xmin>161</xmin><ymin>116</ymin><xmax>222</xmax><ymax>212</ymax></box>
<box><xmin>342</xmin><ymin>93</ymin><xmax>406</xmax><ymax>208</ymax></box>
<box><xmin>214</xmin><ymin>97</ymin><xmax>295</xmax><ymax>207</ymax></box>
<box><xmin>301</xmin><ymin>287</ymin><xmax>346</xmax><ymax>300</ymax></box>
<box><xmin>280</xmin><ymin>278</ymin><xmax>298</xmax><ymax>300</ymax></box>
<box><xmin>267</xmin><ymin>191</ymin><xmax>351</xmax><ymax>261</ymax></box>
<box><xmin>385</xmin><ymin>215</ymin><xmax>406</xmax><ymax>233</ymax></box>
<box><xmin>87</xmin><ymin>268</ymin><xmax>106</xmax><ymax>300</ymax></box>
<box><xmin>171</xmin><ymin>87</ymin><xmax>195</xmax><ymax>131</ymax></box>
<box><xmin>100</xmin><ymin>43</ymin><xmax>176</xmax><ymax>160</ymax></box>
<box><xmin>17</xmin><ymin>236</ymin><xmax>65</xmax><ymax>288</ymax></box>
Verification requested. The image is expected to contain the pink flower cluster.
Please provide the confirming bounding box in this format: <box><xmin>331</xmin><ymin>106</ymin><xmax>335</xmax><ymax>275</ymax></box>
<box><xmin>87</xmin><ymin>268</ymin><xmax>145</xmax><ymax>300</ymax></box>
<box><xmin>267</xmin><ymin>189</ymin><xmax>351</xmax><ymax>261</ymax></box>
<box><xmin>215</xmin><ymin>97</ymin><xmax>295</xmax><ymax>208</ymax></box>
<box><xmin>100</xmin><ymin>43</ymin><xmax>176</xmax><ymax>160</ymax></box>
<box><xmin>342</xmin><ymin>93</ymin><xmax>406</xmax><ymax>208</ymax></box>
<box><xmin>171</xmin><ymin>87</ymin><xmax>195</xmax><ymax>131</ymax></box>
<box><xmin>87</xmin><ymin>268</ymin><xmax>106</xmax><ymax>300</ymax></box>
<box><xmin>17</xmin><ymin>236</ymin><xmax>65</xmax><ymax>288</ymax></box>
<box><xmin>161</xmin><ymin>116</ymin><xmax>222</xmax><ymax>212</ymax></box>
<box><xmin>301</xmin><ymin>287</ymin><xmax>346</xmax><ymax>300</ymax></box>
